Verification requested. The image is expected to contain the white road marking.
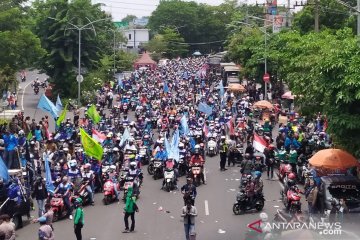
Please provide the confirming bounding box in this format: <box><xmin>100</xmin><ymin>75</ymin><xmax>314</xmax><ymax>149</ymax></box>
<box><xmin>21</xmin><ymin>81</ymin><xmax>32</xmax><ymax>111</ymax></box>
<box><xmin>203</xmin><ymin>167</ymin><xmax>207</xmax><ymax>182</ymax></box>
<box><xmin>204</xmin><ymin>200</ymin><xmax>209</xmax><ymax>216</ymax></box>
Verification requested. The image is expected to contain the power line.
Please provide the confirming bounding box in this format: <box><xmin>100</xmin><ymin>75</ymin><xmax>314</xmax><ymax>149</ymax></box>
<box><xmin>102</xmin><ymin>0</ymin><xmax>158</xmax><ymax>7</ymax></box>
<box><xmin>168</xmin><ymin>40</ymin><xmax>225</xmax><ymax>45</ymax></box>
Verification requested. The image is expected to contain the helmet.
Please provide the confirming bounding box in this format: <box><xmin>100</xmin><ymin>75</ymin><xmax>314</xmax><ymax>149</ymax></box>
<box><xmin>194</xmin><ymin>144</ymin><xmax>200</xmax><ymax>150</ymax></box>
<box><xmin>179</xmin><ymin>142</ymin><xmax>184</xmax><ymax>148</ymax></box>
<box><xmin>63</xmin><ymin>148</ymin><xmax>69</xmax><ymax>152</ymax></box>
<box><xmin>288</xmin><ymin>173</ymin><xmax>296</xmax><ymax>180</ymax></box>
<box><xmin>18</xmin><ymin>130</ymin><xmax>24</xmax><ymax>135</ymax></box>
<box><xmin>69</xmin><ymin>160</ymin><xmax>77</xmax><ymax>167</ymax></box>
<box><xmin>107</xmin><ymin>133</ymin><xmax>112</xmax><ymax>138</ymax></box>
<box><xmin>38</xmin><ymin>216</ymin><xmax>47</xmax><ymax>223</ymax></box>
<box><xmin>75</xmin><ymin>198</ymin><xmax>83</xmax><ymax>205</ymax></box>
<box><xmin>130</xmin><ymin>161</ymin><xmax>137</xmax><ymax>168</ymax></box>
<box><xmin>110</xmin><ymin>165</ymin><xmax>116</xmax><ymax>171</ymax></box>
<box><xmin>254</xmin><ymin>171</ymin><xmax>262</xmax><ymax>179</ymax></box>
<box><xmin>84</xmin><ymin>163</ymin><xmax>91</xmax><ymax>170</ymax></box>
<box><xmin>113</xmin><ymin>147</ymin><xmax>119</xmax><ymax>152</ymax></box>
<box><xmin>221</xmin><ymin>136</ymin><xmax>226</xmax><ymax>140</ymax></box>
<box><xmin>246</xmin><ymin>175</ymin><xmax>252</xmax><ymax>181</ymax></box>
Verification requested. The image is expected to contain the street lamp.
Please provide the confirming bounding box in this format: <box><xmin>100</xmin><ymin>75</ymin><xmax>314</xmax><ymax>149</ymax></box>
<box><xmin>105</xmin><ymin>28</ymin><xmax>118</xmax><ymax>76</ymax></box>
<box><xmin>49</xmin><ymin>17</ymin><xmax>110</xmax><ymax>106</ymax></box>
<box><xmin>233</xmin><ymin>19</ymin><xmax>273</xmax><ymax>100</ymax></box>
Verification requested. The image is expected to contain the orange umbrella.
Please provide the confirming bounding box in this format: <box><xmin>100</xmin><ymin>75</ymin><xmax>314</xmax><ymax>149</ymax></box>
<box><xmin>228</xmin><ymin>83</ymin><xmax>246</xmax><ymax>93</ymax></box>
<box><xmin>253</xmin><ymin>100</ymin><xmax>273</xmax><ymax>109</ymax></box>
<box><xmin>309</xmin><ymin>149</ymin><xmax>358</xmax><ymax>170</ymax></box>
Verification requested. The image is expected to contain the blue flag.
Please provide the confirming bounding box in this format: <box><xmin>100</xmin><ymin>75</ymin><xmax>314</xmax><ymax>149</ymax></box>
<box><xmin>219</xmin><ymin>80</ymin><xmax>225</xmax><ymax>98</ymax></box>
<box><xmin>198</xmin><ymin>102</ymin><xmax>213</xmax><ymax>116</ymax></box>
<box><xmin>171</xmin><ymin>129</ymin><xmax>180</xmax><ymax>148</ymax></box>
<box><xmin>37</xmin><ymin>94</ymin><xmax>59</xmax><ymax>119</ymax></box>
<box><xmin>164</xmin><ymin>135</ymin><xmax>172</xmax><ymax>159</ymax></box>
<box><xmin>163</xmin><ymin>81</ymin><xmax>169</xmax><ymax>93</ymax></box>
<box><xmin>118</xmin><ymin>76</ymin><xmax>124</xmax><ymax>89</ymax></box>
<box><xmin>189</xmin><ymin>137</ymin><xmax>196</xmax><ymax>151</ymax></box>
<box><xmin>120</xmin><ymin>128</ymin><xmax>131</xmax><ymax>146</ymax></box>
<box><xmin>0</xmin><ymin>156</ymin><xmax>9</xmax><ymax>184</ymax></box>
<box><xmin>180</xmin><ymin>115</ymin><xmax>189</xmax><ymax>135</ymax></box>
<box><xmin>45</xmin><ymin>155</ymin><xmax>55</xmax><ymax>193</ymax></box>
<box><xmin>56</xmin><ymin>94</ymin><xmax>62</xmax><ymax>112</ymax></box>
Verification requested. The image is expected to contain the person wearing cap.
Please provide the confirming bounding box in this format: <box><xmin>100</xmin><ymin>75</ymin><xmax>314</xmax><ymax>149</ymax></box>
<box><xmin>181</xmin><ymin>178</ymin><xmax>197</xmax><ymax>206</ymax></box>
<box><xmin>123</xmin><ymin>186</ymin><xmax>138</xmax><ymax>233</ymax></box>
<box><xmin>38</xmin><ymin>216</ymin><xmax>54</xmax><ymax>240</ymax></box>
<box><xmin>0</xmin><ymin>214</ymin><xmax>15</xmax><ymax>240</ymax></box>
<box><xmin>73</xmin><ymin>198</ymin><xmax>84</xmax><ymax>240</ymax></box>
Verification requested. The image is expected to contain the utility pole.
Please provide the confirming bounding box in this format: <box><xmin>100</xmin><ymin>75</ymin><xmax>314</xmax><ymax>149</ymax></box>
<box><xmin>286</xmin><ymin>0</ymin><xmax>291</xmax><ymax>27</ymax></box>
<box><xmin>264</xmin><ymin>25</ymin><xmax>268</xmax><ymax>100</ymax></box>
<box><xmin>314</xmin><ymin>0</ymin><xmax>319</xmax><ymax>32</ymax></box>
<box><xmin>358</xmin><ymin>0</ymin><xmax>360</xmax><ymax>36</ymax></box>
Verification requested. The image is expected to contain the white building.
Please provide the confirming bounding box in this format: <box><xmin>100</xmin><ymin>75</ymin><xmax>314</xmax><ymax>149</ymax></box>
<box><xmin>121</xmin><ymin>28</ymin><xmax>149</xmax><ymax>51</ymax></box>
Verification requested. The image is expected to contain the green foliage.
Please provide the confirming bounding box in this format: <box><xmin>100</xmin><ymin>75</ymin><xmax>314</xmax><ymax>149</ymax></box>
<box><xmin>148</xmin><ymin>0</ymin><xmax>238</xmax><ymax>53</ymax></box>
<box><xmin>31</xmin><ymin>0</ymin><xmax>116</xmax><ymax>98</ymax></box>
<box><xmin>121</xmin><ymin>15</ymin><xmax>137</xmax><ymax>24</ymax></box>
<box><xmin>145</xmin><ymin>28</ymin><xmax>188</xmax><ymax>59</ymax></box>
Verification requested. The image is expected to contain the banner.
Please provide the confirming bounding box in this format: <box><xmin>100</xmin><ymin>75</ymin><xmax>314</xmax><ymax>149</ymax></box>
<box><xmin>198</xmin><ymin>102</ymin><xmax>213</xmax><ymax>116</ymax></box>
<box><xmin>87</xmin><ymin>104</ymin><xmax>101</xmax><ymax>124</ymax></box>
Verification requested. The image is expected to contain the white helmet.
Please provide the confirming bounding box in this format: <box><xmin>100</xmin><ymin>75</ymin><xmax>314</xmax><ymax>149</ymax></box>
<box><xmin>69</xmin><ymin>160</ymin><xmax>77</xmax><ymax>167</ymax></box>
<box><xmin>221</xmin><ymin>136</ymin><xmax>226</xmax><ymax>139</ymax></box>
<box><xmin>113</xmin><ymin>147</ymin><xmax>119</xmax><ymax>152</ymax></box>
<box><xmin>194</xmin><ymin>144</ymin><xmax>200</xmax><ymax>150</ymax></box>
<box><xmin>130</xmin><ymin>162</ymin><xmax>137</xmax><ymax>167</ymax></box>
<box><xmin>179</xmin><ymin>142</ymin><xmax>184</xmax><ymax>148</ymax></box>
<box><xmin>110</xmin><ymin>165</ymin><xmax>116</xmax><ymax>171</ymax></box>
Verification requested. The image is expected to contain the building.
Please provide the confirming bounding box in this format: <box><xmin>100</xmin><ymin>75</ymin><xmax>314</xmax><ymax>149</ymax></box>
<box><xmin>121</xmin><ymin>28</ymin><xmax>149</xmax><ymax>52</ymax></box>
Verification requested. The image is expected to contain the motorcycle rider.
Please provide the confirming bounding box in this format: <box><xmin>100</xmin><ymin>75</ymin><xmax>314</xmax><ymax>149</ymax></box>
<box><xmin>253</xmin><ymin>171</ymin><xmax>263</xmax><ymax>197</ymax></box>
<box><xmin>67</xmin><ymin>160</ymin><xmax>81</xmax><ymax>182</ymax></box>
<box><xmin>107</xmin><ymin>165</ymin><xmax>120</xmax><ymax>201</ymax></box>
<box><xmin>54</xmin><ymin>176</ymin><xmax>73</xmax><ymax>219</ymax></box>
<box><xmin>189</xmin><ymin>146</ymin><xmax>206</xmax><ymax>184</ymax></box>
<box><xmin>102</xmin><ymin>133</ymin><xmax>114</xmax><ymax>148</ymax></box>
<box><xmin>124</xmin><ymin>138</ymin><xmax>137</xmax><ymax>153</ymax></box>
<box><xmin>244</xmin><ymin>175</ymin><xmax>255</xmax><ymax>204</ymax></box>
<box><xmin>181</xmin><ymin>178</ymin><xmax>197</xmax><ymax>206</ymax></box>
<box><xmin>127</xmin><ymin>162</ymin><xmax>143</xmax><ymax>193</ymax></box>
<box><xmin>81</xmin><ymin>163</ymin><xmax>94</xmax><ymax>205</ymax></box>
<box><xmin>283</xmin><ymin>172</ymin><xmax>296</xmax><ymax>203</ymax></box>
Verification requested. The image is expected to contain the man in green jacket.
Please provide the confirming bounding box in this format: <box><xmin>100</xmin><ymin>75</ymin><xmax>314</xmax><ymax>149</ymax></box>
<box><xmin>74</xmin><ymin>198</ymin><xmax>84</xmax><ymax>240</ymax></box>
<box><xmin>123</xmin><ymin>187</ymin><xmax>138</xmax><ymax>233</ymax></box>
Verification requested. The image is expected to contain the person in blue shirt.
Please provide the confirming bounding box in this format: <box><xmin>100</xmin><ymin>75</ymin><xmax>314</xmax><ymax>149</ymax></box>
<box><xmin>155</xmin><ymin>145</ymin><xmax>168</xmax><ymax>161</ymax></box>
<box><xmin>284</xmin><ymin>134</ymin><xmax>301</xmax><ymax>152</ymax></box>
<box><xmin>3</xmin><ymin>130</ymin><xmax>18</xmax><ymax>169</ymax></box>
<box><xmin>54</xmin><ymin>176</ymin><xmax>73</xmax><ymax>219</ymax></box>
<box><xmin>34</xmin><ymin>125</ymin><xmax>43</xmax><ymax>142</ymax></box>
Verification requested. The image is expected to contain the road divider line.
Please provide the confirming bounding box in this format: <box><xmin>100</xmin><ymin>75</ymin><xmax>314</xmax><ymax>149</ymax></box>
<box><xmin>204</xmin><ymin>200</ymin><xmax>209</xmax><ymax>216</ymax></box>
<box><xmin>203</xmin><ymin>167</ymin><xmax>207</xmax><ymax>182</ymax></box>
<box><xmin>21</xmin><ymin>81</ymin><xmax>32</xmax><ymax>111</ymax></box>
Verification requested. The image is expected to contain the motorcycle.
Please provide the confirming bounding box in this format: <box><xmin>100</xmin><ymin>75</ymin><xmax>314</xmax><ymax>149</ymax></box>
<box><xmin>163</xmin><ymin>168</ymin><xmax>176</xmax><ymax>192</ymax></box>
<box><xmin>178</xmin><ymin>155</ymin><xmax>188</xmax><ymax>177</ymax></box>
<box><xmin>190</xmin><ymin>163</ymin><xmax>202</xmax><ymax>187</ymax></box>
<box><xmin>278</xmin><ymin>160</ymin><xmax>293</xmax><ymax>182</ymax></box>
<box><xmin>233</xmin><ymin>191</ymin><xmax>265</xmax><ymax>215</ymax></box>
<box><xmin>122</xmin><ymin>176</ymin><xmax>135</xmax><ymax>201</ymax></box>
<box><xmin>207</xmin><ymin>139</ymin><xmax>217</xmax><ymax>156</ymax></box>
<box><xmin>50</xmin><ymin>194</ymin><xmax>71</xmax><ymax>222</ymax></box>
<box><xmin>147</xmin><ymin>159</ymin><xmax>163</xmax><ymax>180</ymax></box>
<box><xmin>34</xmin><ymin>86</ymin><xmax>39</xmax><ymax>95</ymax></box>
<box><xmin>73</xmin><ymin>180</ymin><xmax>92</xmax><ymax>206</ymax></box>
<box><xmin>281</xmin><ymin>186</ymin><xmax>302</xmax><ymax>213</ymax></box>
<box><xmin>103</xmin><ymin>179</ymin><xmax>119</xmax><ymax>205</ymax></box>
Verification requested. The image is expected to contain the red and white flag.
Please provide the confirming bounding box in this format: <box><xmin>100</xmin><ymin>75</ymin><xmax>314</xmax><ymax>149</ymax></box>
<box><xmin>253</xmin><ymin>133</ymin><xmax>268</xmax><ymax>153</ymax></box>
<box><xmin>203</xmin><ymin>124</ymin><xmax>209</xmax><ymax>136</ymax></box>
<box><xmin>92</xmin><ymin>129</ymin><xmax>106</xmax><ymax>143</ymax></box>
<box><xmin>227</xmin><ymin>118</ymin><xmax>235</xmax><ymax>136</ymax></box>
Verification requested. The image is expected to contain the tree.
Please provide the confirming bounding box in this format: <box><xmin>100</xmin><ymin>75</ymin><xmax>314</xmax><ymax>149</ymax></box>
<box><xmin>30</xmin><ymin>0</ymin><xmax>115</xmax><ymax>98</ymax></box>
<box><xmin>121</xmin><ymin>14</ymin><xmax>137</xmax><ymax>24</ymax></box>
<box><xmin>0</xmin><ymin>0</ymin><xmax>44</xmax><ymax>92</ymax></box>
<box><xmin>145</xmin><ymin>28</ymin><xmax>188</xmax><ymax>59</ymax></box>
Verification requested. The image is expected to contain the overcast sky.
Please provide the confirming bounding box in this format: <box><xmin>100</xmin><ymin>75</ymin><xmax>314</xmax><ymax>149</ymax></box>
<box><xmin>95</xmin><ymin>0</ymin><xmax>295</xmax><ymax>21</ymax></box>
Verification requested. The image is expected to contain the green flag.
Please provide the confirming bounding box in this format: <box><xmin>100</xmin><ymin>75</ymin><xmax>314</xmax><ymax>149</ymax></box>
<box><xmin>87</xmin><ymin>104</ymin><xmax>101</xmax><ymax>124</ymax></box>
<box><xmin>79</xmin><ymin>128</ymin><xmax>103</xmax><ymax>161</ymax></box>
<box><xmin>56</xmin><ymin>103</ymin><xmax>68</xmax><ymax>126</ymax></box>
<box><xmin>26</xmin><ymin>131</ymin><xmax>33</xmax><ymax>140</ymax></box>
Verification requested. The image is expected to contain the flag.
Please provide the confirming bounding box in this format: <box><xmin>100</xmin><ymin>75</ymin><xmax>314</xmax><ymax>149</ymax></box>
<box><xmin>37</xmin><ymin>94</ymin><xmax>58</xmax><ymax>119</ymax></box>
<box><xmin>180</xmin><ymin>115</ymin><xmax>189</xmax><ymax>135</ymax></box>
<box><xmin>118</xmin><ymin>76</ymin><xmax>124</xmax><ymax>89</ymax></box>
<box><xmin>171</xmin><ymin>129</ymin><xmax>180</xmax><ymax>149</ymax></box>
<box><xmin>87</xmin><ymin>104</ymin><xmax>101</xmax><ymax>124</ymax></box>
<box><xmin>203</xmin><ymin>124</ymin><xmax>209</xmax><ymax>137</ymax></box>
<box><xmin>253</xmin><ymin>133</ymin><xmax>268</xmax><ymax>153</ymax></box>
<box><xmin>163</xmin><ymin>81</ymin><xmax>169</xmax><ymax>93</ymax></box>
<box><xmin>189</xmin><ymin>137</ymin><xmax>196</xmax><ymax>151</ymax></box>
<box><xmin>92</xmin><ymin>129</ymin><xmax>106</xmax><ymax>143</ymax></box>
<box><xmin>120</xmin><ymin>128</ymin><xmax>131</xmax><ymax>146</ymax></box>
<box><xmin>0</xmin><ymin>156</ymin><xmax>9</xmax><ymax>184</ymax></box>
<box><xmin>219</xmin><ymin>80</ymin><xmax>225</xmax><ymax>98</ymax></box>
<box><xmin>44</xmin><ymin>154</ymin><xmax>55</xmax><ymax>193</ymax></box>
<box><xmin>26</xmin><ymin>131</ymin><xmax>33</xmax><ymax>140</ymax></box>
<box><xmin>80</xmin><ymin>128</ymin><xmax>103</xmax><ymax>161</ymax></box>
<box><xmin>164</xmin><ymin>135</ymin><xmax>172</xmax><ymax>158</ymax></box>
<box><xmin>198</xmin><ymin>102</ymin><xmax>213</xmax><ymax>116</ymax></box>
<box><xmin>56</xmin><ymin>94</ymin><xmax>62</xmax><ymax>112</ymax></box>
<box><xmin>56</xmin><ymin>103</ymin><xmax>68</xmax><ymax>126</ymax></box>
<box><xmin>227</xmin><ymin>118</ymin><xmax>235</xmax><ymax>136</ymax></box>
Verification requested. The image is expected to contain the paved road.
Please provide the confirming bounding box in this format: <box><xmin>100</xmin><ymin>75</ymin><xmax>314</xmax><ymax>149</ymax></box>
<box><xmin>14</xmin><ymin>71</ymin><xmax>285</xmax><ymax>240</ymax></box>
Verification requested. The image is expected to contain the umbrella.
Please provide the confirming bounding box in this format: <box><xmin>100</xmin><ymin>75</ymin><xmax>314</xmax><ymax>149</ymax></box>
<box><xmin>309</xmin><ymin>149</ymin><xmax>359</xmax><ymax>170</ymax></box>
<box><xmin>192</xmin><ymin>51</ymin><xmax>202</xmax><ymax>56</ymax></box>
<box><xmin>281</xmin><ymin>91</ymin><xmax>295</xmax><ymax>100</ymax></box>
<box><xmin>253</xmin><ymin>100</ymin><xmax>273</xmax><ymax>109</ymax></box>
<box><xmin>228</xmin><ymin>83</ymin><xmax>246</xmax><ymax>93</ymax></box>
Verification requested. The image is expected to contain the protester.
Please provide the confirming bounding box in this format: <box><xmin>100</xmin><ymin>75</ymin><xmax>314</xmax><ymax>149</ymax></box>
<box><xmin>32</xmin><ymin>177</ymin><xmax>48</xmax><ymax>217</ymax></box>
<box><xmin>123</xmin><ymin>186</ymin><xmax>138</xmax><ymax>233</ymax></box>
<box><xmin>0</xmin><ymin>214</ymin><xmax>15</xmax><ymax>240</ymax></box>
<box><xmin>181</xmin><ymin>201</ymin><xmax>197</xmax><ymax>240</ymax></box>
<box><xmin>73</xmin><ymin>198</ymin><xmax>84</xmax><ymax>240</ymax></box>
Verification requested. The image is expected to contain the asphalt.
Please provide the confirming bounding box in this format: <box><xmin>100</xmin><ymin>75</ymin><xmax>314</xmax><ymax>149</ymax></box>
<box><xmin>14</xmin><ymin>71</ymin><xmax>284</xmax><ymax>240</ymax></box>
